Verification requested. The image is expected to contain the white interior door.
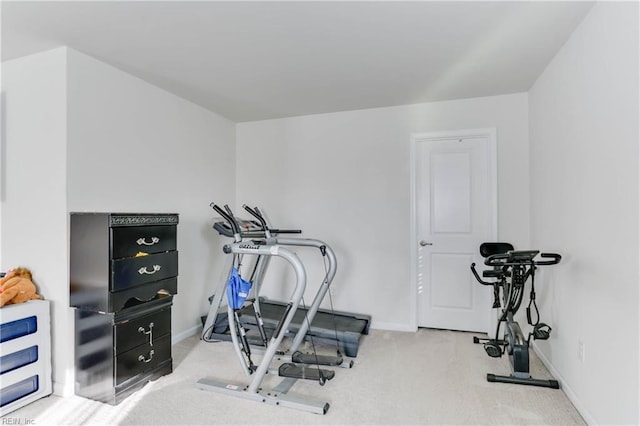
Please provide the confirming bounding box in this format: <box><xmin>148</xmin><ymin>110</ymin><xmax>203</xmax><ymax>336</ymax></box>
<box><xmin>412</xmin><ymin>130</ymin><xmax>496</xmax><ymax>333</ymax></box>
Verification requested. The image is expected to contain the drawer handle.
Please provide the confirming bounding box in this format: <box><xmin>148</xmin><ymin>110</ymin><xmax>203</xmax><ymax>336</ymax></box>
<box><xmin>137</xmin><ymin>237</ymin><xmax>160</xmax><ymax>246</ymax></box>
<box><xmin>138</xmin><ymin>349</ymin><xmax>155</xmax><ymax>363</ymax></box>
<box><xmin>138</xmin><ymin>265</ymin><xmax>161</xmax><ymax>275</ymax></box>
<box><xmin>138</xmin><ymin>322</ymin><xmax>154</xmax><ymax>346</ymax></box>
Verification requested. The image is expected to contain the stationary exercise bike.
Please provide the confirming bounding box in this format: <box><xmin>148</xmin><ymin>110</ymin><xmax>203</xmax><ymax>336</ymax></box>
<box><xmin>470</xmin><ymin>243</ymin><xmax>561</xmax><ymax>388</ymax></box>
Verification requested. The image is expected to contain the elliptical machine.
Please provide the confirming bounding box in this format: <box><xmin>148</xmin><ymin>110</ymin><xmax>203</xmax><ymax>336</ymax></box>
<box><xmin>470</xmin><ymin>243</ymin><xmax>562</xmax><ymax>388</ymax></box>
<box><xmin>197</xmin><ymin>203</ymin><xmax>333</xmax><ymax>414</ymax></box>
<box><xmin>202</xmin><ymin>203</ymin><xmax>355</xmax><ymax>369</ymax></box>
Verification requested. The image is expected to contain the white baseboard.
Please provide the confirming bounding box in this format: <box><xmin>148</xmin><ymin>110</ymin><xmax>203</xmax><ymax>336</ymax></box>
<box><xmin>53</xmin><ymin>381</ymin><xmax>73</xmax><ymax>398</ymax></box>
<box><xmin>172</xmin><ymin>325</ymin><xmax>201</xmax><ymax>344</ymax></box>
<box><xmin>531</xmin><ymin>341</ymin><xmax>595</xmax><ymax>425</ymax></box>
<box><xmin>370</xmin><ymin>321</ymin><xmax>417</xmax><ymax>332</ymax></box>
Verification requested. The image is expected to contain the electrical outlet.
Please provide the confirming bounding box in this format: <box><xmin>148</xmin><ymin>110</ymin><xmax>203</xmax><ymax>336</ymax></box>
<box><xmin>578</xmin><ymin>340</ymin><xmax>585</xmax><ymax>362</ymax></box>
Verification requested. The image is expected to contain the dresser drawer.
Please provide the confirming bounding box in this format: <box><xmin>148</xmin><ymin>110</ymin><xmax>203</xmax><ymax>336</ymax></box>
<box><xmin>115</xmin><ymin>334</ymin><xmax>171</xmax><ymax>386</ymax></box>
<box><xmin>111</xmin><ymin>225</ymin><xmax>177</xmax><ymax>259</ymax></box>
<box><xmin>114</xmin><ymin>306</ymin><xmax>171</xmax><ymax>355</ymax></box>
<box><xmin>111</xmin><ymin>251</ymin><xmax>178</xmax><ymax>291</ymax></box>
<box><xmin>71</xmin><ymin>213</ymin><xmax>177</xmax><ymax>405</ymax></box>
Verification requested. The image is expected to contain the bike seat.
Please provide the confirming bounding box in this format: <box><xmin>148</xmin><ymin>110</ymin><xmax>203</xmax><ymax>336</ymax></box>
<box><xmin>480</xmin><ymin>242</ymin><xmax>515</xmax><ymax>258</ymax></box>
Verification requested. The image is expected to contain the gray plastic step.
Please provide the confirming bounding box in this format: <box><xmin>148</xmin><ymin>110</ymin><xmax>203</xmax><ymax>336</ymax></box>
<box><xmin>278</xmin><ymin>363</ymin><xmax>335</xmax><ymax>383</ymax></box>
<box><xmin>291</xmin><ymin>351</ymin><xmax>343</xmax><ymax>366</ymax></box>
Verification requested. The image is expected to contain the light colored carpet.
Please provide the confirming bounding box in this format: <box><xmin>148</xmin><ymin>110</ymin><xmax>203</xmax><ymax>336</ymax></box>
<box><xmin>2</xmin><ymin>329</ymin><xmax>585</xmax><ymax>425</ymax></box>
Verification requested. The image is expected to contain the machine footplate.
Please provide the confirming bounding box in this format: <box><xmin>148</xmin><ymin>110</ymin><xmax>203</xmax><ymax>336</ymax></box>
<box><xmin>487</xmin><ymin>373</ymin><xmax>560</xmax><ymax>389</ymax></box>
<box><xmin>291</xmin><ymin>351</ymin><xmax>343</xmax><ymax>366</ymax></box>
<box><xmin>278</xmin><ymin>363</ymin><xmax>335</xmax><ymax>383</ymax></box>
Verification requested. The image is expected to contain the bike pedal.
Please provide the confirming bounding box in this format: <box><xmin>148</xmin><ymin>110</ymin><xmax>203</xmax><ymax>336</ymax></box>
<box><xmin>484</xmin><ymin>342</ymin><xmax>502</xmax><ymax>358</ymax></box>
<box><xmin>534</xmin><ymin>330</ymin><xmax>550</xmax><ymax>340</ymax></box>
<box><xmin>533</xmin><ymin>323</ymin><xmax>551</xmax><ymax>340</ymax></box>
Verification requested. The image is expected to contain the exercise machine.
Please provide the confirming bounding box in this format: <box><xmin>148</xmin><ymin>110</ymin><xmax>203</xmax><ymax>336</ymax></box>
<box><xmin>196</xmin><ymin>203</ymin><xmax>334</xmax><ymax>414</ymax></box>
<box><xmin>202</xmin><ymin>205</ymin><xmax>370</xmax><ymax>360</ymax></box>
<box><xmin>470</xmin><ymin>243</ymin><xmax>562</xmax><ymax>388</ymax></box>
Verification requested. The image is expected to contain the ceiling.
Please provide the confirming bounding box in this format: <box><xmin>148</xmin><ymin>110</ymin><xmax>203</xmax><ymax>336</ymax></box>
<box><xmin>1</xmin><ymin>1</ymin><xmax>594</xmax><ymax>122</ymax></box>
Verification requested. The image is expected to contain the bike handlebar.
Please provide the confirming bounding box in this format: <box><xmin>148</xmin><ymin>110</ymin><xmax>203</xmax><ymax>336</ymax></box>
<box><xmin>484</xmin><ymin>250</ymin><xmax>561</xmax><ymax>267</ymax></box>
<box><xmin>536</xmin><ymin>252</ymin><xmax>562</xmax><ymax>265</ymax></box>
<box><xmin>470</xmin><ymin>263</ymin><xmax>494</xmax><ymax>286</ymax></box>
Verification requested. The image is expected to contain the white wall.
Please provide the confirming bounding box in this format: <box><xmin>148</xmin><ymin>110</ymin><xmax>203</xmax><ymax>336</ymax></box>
<box><xmin>236</xmin><ymin>93</ymin><xmax>529</xmax><ymax>330</ymax></box>
<box><xmin>1</xmin><ymin>47</ymin><xmax>237</xmax><ymax>396</ymax></box>
<box><xmin>529</xmin><ymin>3</ymin><xmax>639</xmax><ymax>425</ymax></box>
<box><xmin>2</xmin><ymin>48</ymin><xmax>69</xmax><ymax>395</ymax></box>
<box><xmin>66</xmin><ymin>49</ymin><xmax>237</xmax><ymax>341</ymax></box>
<box><xmin>4</xmin><ymin>6</ymin><xmax>634</xmax><ymax>422</ymax></box>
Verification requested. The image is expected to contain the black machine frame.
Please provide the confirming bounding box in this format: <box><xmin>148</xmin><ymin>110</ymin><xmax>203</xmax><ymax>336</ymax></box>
<box><xmin>471</xmin><ymin>243</ymin><xmax>562</xmax><ymax>389</ymax></box>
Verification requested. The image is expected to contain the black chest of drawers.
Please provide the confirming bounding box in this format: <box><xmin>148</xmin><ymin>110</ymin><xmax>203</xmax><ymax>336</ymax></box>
<box><xmin>70</xmin><ymin>213</ymin><xmax>178</xmax><ymax>404</ymax></box>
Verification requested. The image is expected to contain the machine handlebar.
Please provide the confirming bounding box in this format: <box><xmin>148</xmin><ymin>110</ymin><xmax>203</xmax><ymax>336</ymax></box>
<box><xmin>243</xmin><ymin>205</ymin><xmax>268</xmax><ymax>230</ymax></box>
<box><xmin>470</xmin><ymin>263</ymin><xmax>494</xmax><ymax>286</ymax></box>
<box><xmin>270</xmin><ymin>229</ymin><xmax>302</xmax><ymax>234</ymax></box>
<box><xmin>485</xmin><ymin>250</ymin><xmax>561</xmax><ymax>267</ymax></box>
<box><xmin>240</xmin><ymin>205</ymin><xmax>301</xmax><ymax>235</ymax></box>
<box><xmin>212</xmin><ymin>203</ymin><xmax>302</xmax><ymax>239</ymax></box>
<box><xmin>210</xmin><ymin>203</ymin><xmax>241</xmax><ymax>239</ymax></box>
<box><xmin>536</xmin><ymin>252</ymin><xmax>562</xmax><ymax>265</ymax></box>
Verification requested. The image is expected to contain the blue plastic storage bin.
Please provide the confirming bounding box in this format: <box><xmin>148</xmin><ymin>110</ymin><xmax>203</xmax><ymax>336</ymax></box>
<box><xmin>0</xmin><ymin>346</ymin><xmax>39</xmax><ymax>375</ymax></box>
<box><xmin>0</xmin><ymin>316</ymin><xmax>37</xmax><ymax>343</ymax></box>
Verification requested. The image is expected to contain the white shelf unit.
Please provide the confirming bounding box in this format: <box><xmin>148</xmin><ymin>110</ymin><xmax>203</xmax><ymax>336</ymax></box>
<box><xmin>0</xmin><ymin>300</ymin><xmax>52</xmax><ymax>416</ymax></box>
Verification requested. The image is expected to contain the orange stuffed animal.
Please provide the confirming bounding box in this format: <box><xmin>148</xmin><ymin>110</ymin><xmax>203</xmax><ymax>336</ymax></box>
<box><xmin>0</xmin><ymin>267</ymin><xmax>43</xmax><ymax>307</ymax></box>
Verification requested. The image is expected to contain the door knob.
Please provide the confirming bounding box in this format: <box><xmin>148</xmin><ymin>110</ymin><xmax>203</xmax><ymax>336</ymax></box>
<box><xmin>419</xmin><ymin>241</ymin><xmax>433</xmax><ymax>247</ymax></box>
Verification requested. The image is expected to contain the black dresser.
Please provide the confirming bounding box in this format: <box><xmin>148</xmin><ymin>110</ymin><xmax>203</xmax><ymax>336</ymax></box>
<box><xmin>70</xmin><ymin>213</ymin><xmax>179</xmax><ymax>404</ymax></box>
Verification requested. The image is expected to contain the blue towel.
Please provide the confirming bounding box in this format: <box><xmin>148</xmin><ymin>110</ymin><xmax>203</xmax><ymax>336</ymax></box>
<box><xmin>227</xmin><ymin>267</ymin><xmax>252</xmax><ymax>310</ymax></box>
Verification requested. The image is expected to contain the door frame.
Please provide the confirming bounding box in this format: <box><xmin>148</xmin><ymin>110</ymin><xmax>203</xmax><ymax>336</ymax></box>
<box><xmin>409</xmin><ymin>128</ymin><xmax>498</xmax><ymax>333</ymax></box>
